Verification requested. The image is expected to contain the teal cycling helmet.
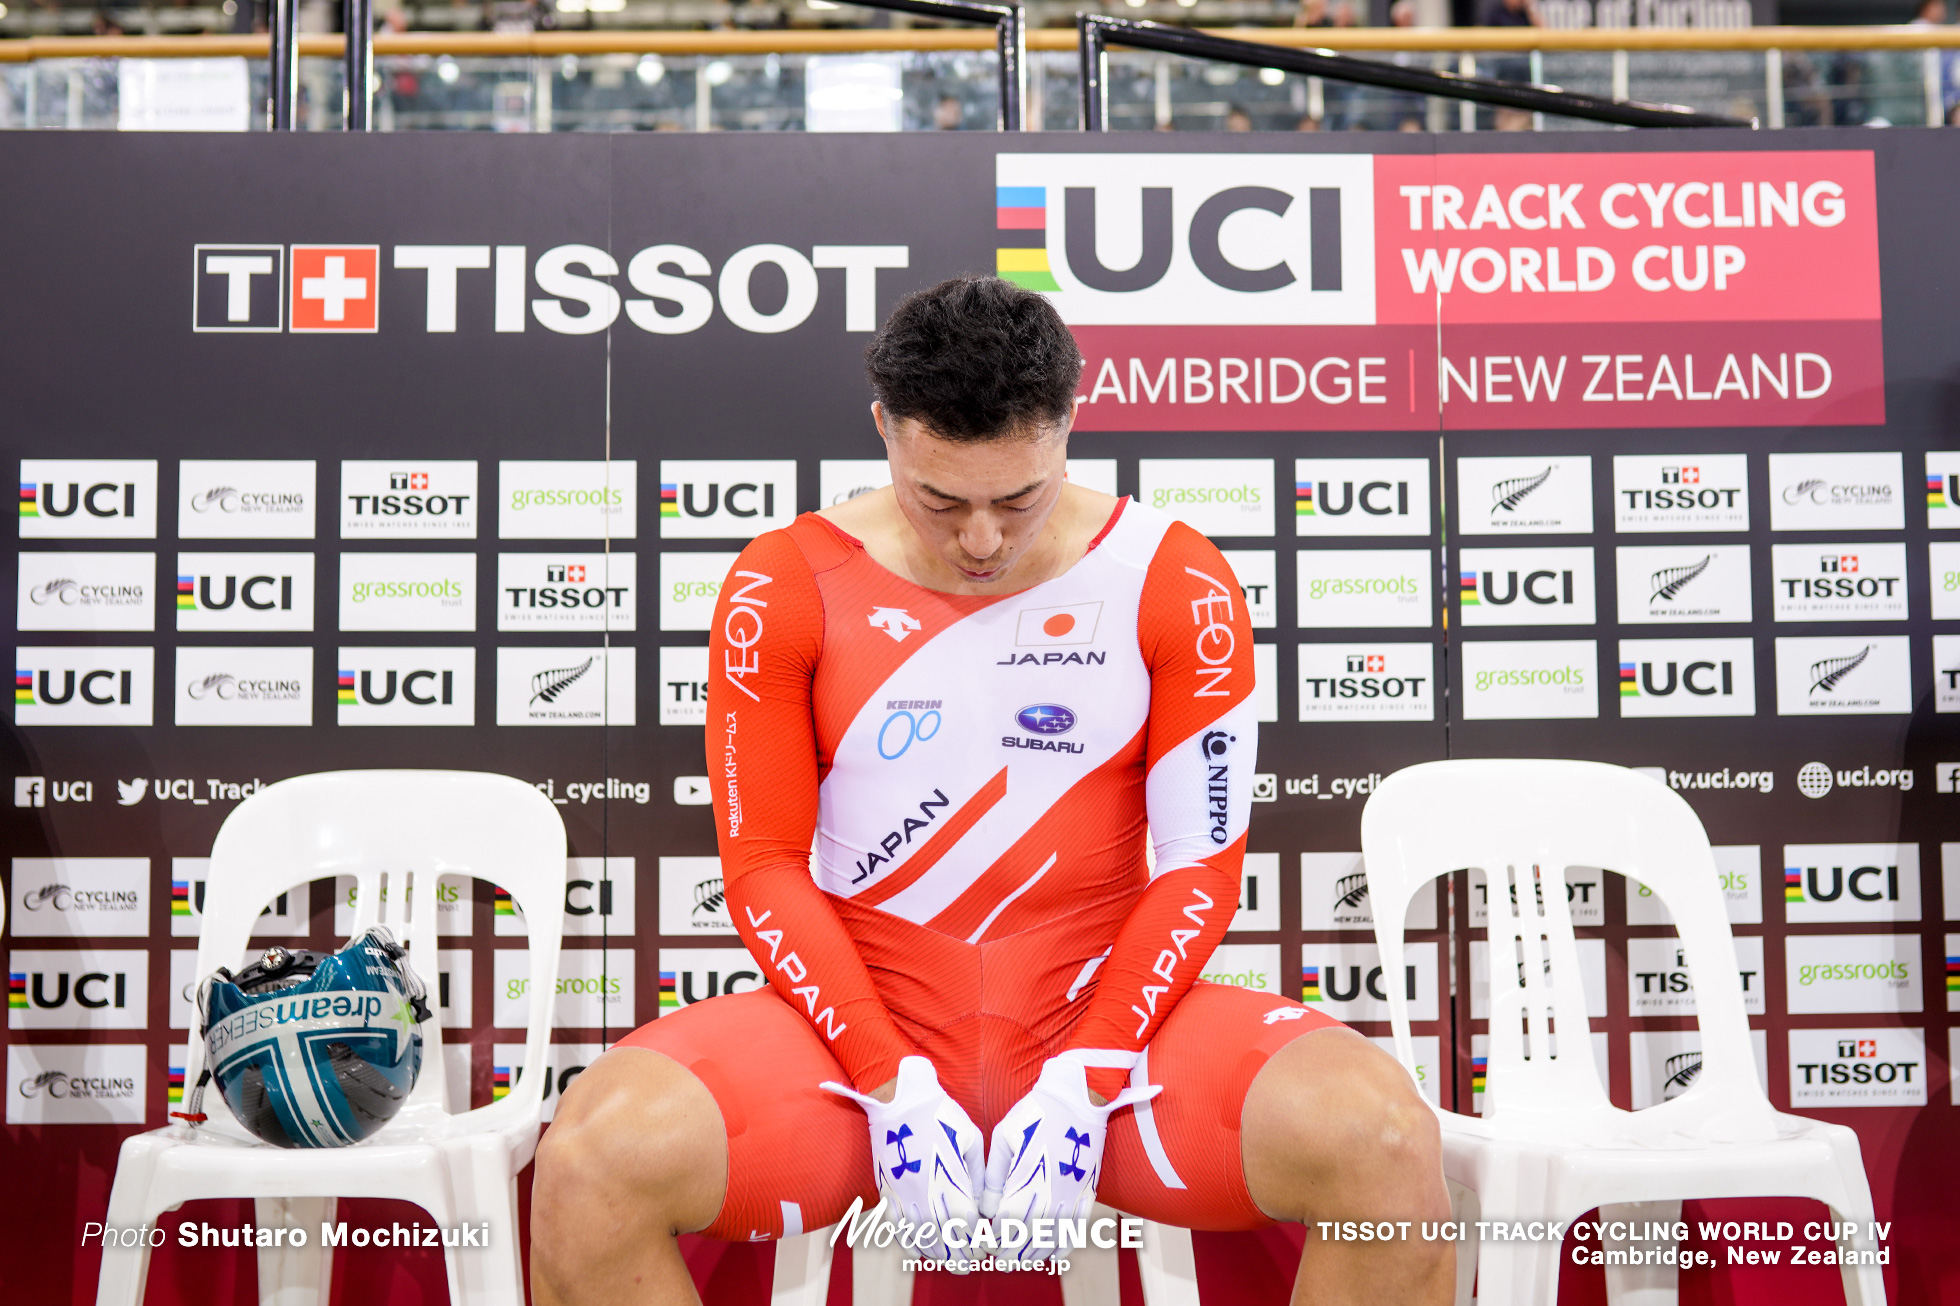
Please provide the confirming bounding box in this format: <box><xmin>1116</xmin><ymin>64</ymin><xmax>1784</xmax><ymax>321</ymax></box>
<box><xmin>190</xmin><ymin>926</ymin><xmax>430</xmax><ymax>1148</ymax></box>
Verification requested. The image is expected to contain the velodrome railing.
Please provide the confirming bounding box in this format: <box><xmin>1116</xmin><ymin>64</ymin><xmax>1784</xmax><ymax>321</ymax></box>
<box><xmin>1</xmin><ymin>24</ymin><xmax>1956</xmax><ymax>132</ymax></box>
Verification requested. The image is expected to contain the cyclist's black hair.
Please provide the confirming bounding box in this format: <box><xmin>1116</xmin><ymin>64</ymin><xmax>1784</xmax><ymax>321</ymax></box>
<box><xmin>864</xmin><ymin>276</ymin><xmax>1082</xmax><ymax>442</ymax></box>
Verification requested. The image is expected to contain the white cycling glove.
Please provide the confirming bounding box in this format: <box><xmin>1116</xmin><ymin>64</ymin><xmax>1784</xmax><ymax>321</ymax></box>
<box><xmin>980</xmin><ymin>1056</ymin><xmax>1159</xmax><ymax>1263</ymax></box>
<box><xmin>822</xmin><ymin>1055</ymin><xmax>985</xmax><ymax>1263</ymax></box>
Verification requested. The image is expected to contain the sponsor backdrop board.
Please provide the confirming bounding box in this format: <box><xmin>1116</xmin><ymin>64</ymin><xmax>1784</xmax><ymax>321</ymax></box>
<box><xmin>1</xmin><ymin>130</ymin><xmax>1955</xmax><ymax>1306</ymax></box>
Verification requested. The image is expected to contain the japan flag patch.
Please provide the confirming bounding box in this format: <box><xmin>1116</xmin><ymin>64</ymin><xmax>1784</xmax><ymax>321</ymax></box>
<box><xmin>1015</xmin><ymin>601</ymin><xmax>1102</xmax><ymax>647</ymax></box>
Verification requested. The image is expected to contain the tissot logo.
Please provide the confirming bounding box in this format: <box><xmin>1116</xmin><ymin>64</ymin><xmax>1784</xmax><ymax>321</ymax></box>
<box><xmin>1613</xmin><ymin>545</ymin><xmax>1752</xmax><ymax>624</ymax></box>
<box><xmin>496</xmin><ymin>646</ymin><xmax>635</xmax><ymax>726</ymax></box>
<box><xmin>179</xmin><ymin>460</ymin><xmax>316</xmax><ymax>540</ymax></box>
<box><xmin>1936</xmin><ymin>634</ymin><xmax>1960</xmax><ymax>714</ymax></box>
<box><xmin>1611</xmin><ymin>453</ymin><xmax>1750</xmax><ymax>532</ymax></box>
<box><xmin>18</xmin><ymin>459</ymin><xmax>158</xmax><ymax>539</ymax></box>
<box><xmin>16</xmin><ymin>552</ymin><xmax>154</xmax><ymax>633</ymax></box>
<box><xmin>657</xmin><ymin>647</ymin><xmax>708</xmax><ymax>726</ymax></box>
<box><xmin>336</xmin><ymin>647</ymin><xmax>475</xmax><ymax>727</ymax></box>
<box><xmin>1771</xmin><ymin>543</ymin><xmax>1907</xmax><ymax>622</ymax></box>
<box><xmin>1297</xmin><ymin>643</ymin><xmax>1434</xmax><ymax>721</ymax></box>
<box><xmin>6</xmin><ymin>1045</ymin><xmax>146</xmax><ymax>1124</ymax></box>
<box><xmin>174</xmin><ymin>646</ymin><xmax>312</xmax><ymax>727</ymax></box>
<box><xmin>503</xmin><ymin>552</ymin><xmax>638</xmax><ymax>632</ymax></box>
<box><xmin>1774</xmin><ymin>636</ymin><xmax>1910</xmax><ymax>715</ymax></box>
<box><xmin>657</xmin><ymin>460</ymin><xmax>796</xmax><ymax>541</ymax></box>
<box><xmin>7</xmin><ymin>949</ymin><xmax>148</xmax><ymax>1029</ymax></box>
<box><xmin>174</xmin><ymin>553</ymin><xmax>314</xmax><ymax>632</ymax></box>
<box><xmin>1455</xmin><ymin>456</ymin><xmax>1593</xmax><ymax>535</ymax></box>
<box><xmin>1616</xmin><ymin>638</ymin><xmax>1756</xmax><ymax>718</ymax></box>
<box><xmin>193</xmin><ymin>245</ymin><xmax>284</xmax><ymax>331</ymax></box>
<box><xmin>1293</xmin><ymin>458</ymin><xmax>1431</xmax><ymax>538</ymax></box>
<box><xmin>338</xmin><ymin>553</ymin><xmax>476</xmax><ymax>632</ymax></box>
<box><xmin>12</xmin><ymin>647</ymin><xmax>153</xmax><ymax>726</ymax></box>
<box><xmin>290</xmin><ymin>245</ymin><xmax>379</xmax><ymax>332</ymax></box>
<box><xmin>1782</xmin><ymin>843</ymin><xmax>1921</xmax><ymax>924</ymax></box>
<box><xmin>1626</xmin><ymin>936</ymin><xmax>1765</xmax><ymax>1016</ymax></box>
<box><xmin>994</xmin><ymin>154</ymin><xmax>1375</xmax><ymax>325</ymax></box>
<box><xmin>9</xmin><ymin>859</ymin><xmax>149</xmax><ymax>939</ymax></box>
<box><xmin>1456</xmin><ymin>547</ymin><xmax>1596</xmax><ymax>626</ymax></box>
<box><xmin>340</xmin><ymin>460</ymin><xmax>478</xmax><ymax>538</ymax></box>
<box><xmin>1789</xmin><ymin>1026</ymin><xmax>1926</xmax><ymax>1107</ymax></box>
<box><xmin>1768</xmin><ymin>451</ymin><xmax>1902</xmax><ymax>531</ymax></box>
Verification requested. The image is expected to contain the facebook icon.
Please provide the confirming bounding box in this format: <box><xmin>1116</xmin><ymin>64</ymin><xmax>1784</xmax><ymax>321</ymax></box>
<box><xmin>1938</xmin><ymin>764</ymin><xmax>1960</xmax><ymax>795</ymax></box>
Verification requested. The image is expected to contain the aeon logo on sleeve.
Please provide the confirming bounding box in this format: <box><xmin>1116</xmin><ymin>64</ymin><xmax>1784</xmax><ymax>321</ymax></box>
<box><xmin>500</xmin><ymin>553</ymin><xmax>637</xmax><ymax>632</ymax></box>
<box><xmin>9</xmin><ymin>858</ymin><xmax>149</xmax><ymax>939</ymax></box>
<box><xmin>337</xmin><ymin>647</ymin><xmax>475</xmax><ymax>727</ymax></box>
<box><xmin>1774</xmin><ymin>636</ymin><xmax>1910</xmax><ymax>715</ymax></box>
<box><xmin>1771</xmin><ymin>544</ymin><xmax>1907</xmax><ymax>622</ymax></box>
<box><xmin>1293</xmin><ymin>458</ymin><xmax>1431</xmax><ymax>538</ymax></box>
<box><xmin>1768</xmin><ymin>451</ymin><xmax>1902</xmax><ymax>531</ymax></box>
<box><xmin>12</xmin><ymin>647</ymin><xmax>153</xmax><ymax>726</ymax></box>
<box><xmin>5</xmin><ymin>1045</ymin><xmax>146</xmax><ymax>1125</ymax></box>
<box><xmin>1782</xmin><ymin>843</ymin><xmax>1921</xmax><ymax>924</ymax></box>
<box><xmin>179</xmin><ymin>460</ymin><xmax>317</xmax><ymax>540</ymax></box>
<box><xmin>340</xmin><ymin>461</ymin><xmax>478</xmax><ymax>539</ymax></box>
<box><xmin>500</xmin><ymin>461</ymin><xmax>637</xmax><ymax>541</ymax></box>
<box><xmin>1613</xmin><ymin>454</ymin><xmax>1750</xmax><ymax>532</ymax></box>
<box><xmin>994</xmin><ymin>154</ymin><xmax>1375</xmax><ymax>326</ymax></box>
<box><xmin>1614</xmin><ymin>545</ymin><xmax>1752</xmax><ymax>624</ymax></box>
<box><xmin>7</xmin><ymin>949</ymin><xmax>149</xmax><ymax>1029</ymax></box>
<box><xmin>18</xmin><ymin>459</ymin><xmax>158</xmax><ymax>539</ymax></box>
<box><xmin>175</xmin><ymin>553</ymin><xmax>314</xmax><ymax>632</ymax></box>
<box><xmin>17</xmin><ymin>552</ymin><xmax>154</xmax><ymax>633</ymax></box>
<box><xmin>1616</xmin><ymin>638</ymin><xmax>1756</xmax><ymax>718</ymax></box>
<box><xmin>1455</xmin><ymin>456</ymin><xmax>1593</xmax><ymax>535</ymax></box>
<box><xmin>1456</xmin><ymin>547</ymin><xmax>1596</xmax><ymax>626</ymax></box>
<box><xmin>658</xmin><ymin>460</ymin><xmax>796</xmax><ymax>540</ymax></box>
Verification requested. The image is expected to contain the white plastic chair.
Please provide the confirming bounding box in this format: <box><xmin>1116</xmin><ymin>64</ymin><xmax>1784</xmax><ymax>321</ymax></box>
<box><xmin>97</xmin><ymin>770</ymin><xmax>567</xmax><ymax>1306</ymax></box>
<box><xmin>1360</xmin><ymin>759</ymin><xmax>1884</xmax><ymax>1306</ymax></box>
<box><xmin>770</xmin><ymin>1204</ymin><xmax>1189</xmax><ymax>1306</ymax></box>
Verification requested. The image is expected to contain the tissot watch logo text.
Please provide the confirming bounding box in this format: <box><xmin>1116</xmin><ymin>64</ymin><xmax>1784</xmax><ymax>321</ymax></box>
<box><xmin>1613</xmin><ymin>454</ymin><xmax>1749</xmax><ymax>531</ymax></box>
<box><xmin>1771</xmin><ymin>544</ymin><xmax>1907</xmax><ymax>622</ymax></box>
<box><xmin>340</xmin><ymin>460</ymin><xmax>477</xmax><ymax>538</ymax></box>
<box><xmin>1297</xmin><ymin>644</ymin><xmax>1434</xmax><ymax>721</ymax></box>
<box><xmin>505</xmin><ymin>552</ymin><xmax>637</xmax><ymax>632</ymax></box>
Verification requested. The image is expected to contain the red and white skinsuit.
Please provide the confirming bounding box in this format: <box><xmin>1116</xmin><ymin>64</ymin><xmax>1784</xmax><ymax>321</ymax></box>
<box><xmin>617</xmin><ymin>498</ymin><xmax>1342</xmax><ymax>1240</ymax></box>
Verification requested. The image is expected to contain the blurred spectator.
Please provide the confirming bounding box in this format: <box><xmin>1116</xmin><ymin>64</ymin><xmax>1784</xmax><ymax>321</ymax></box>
<box><xmin>1332</xmin><ymin>0</ymin><xmax>1359</xmax><ymax>24</ymax></box>
<box><xmin>1494</xmin><ymin>105</ymin><xmax>1533</xmax><ymax>129</ymax></box>
<box><xmin>1482</xmin><ymin>0</ymin><xmax>1539</xmax><ymax>24</ymax></box>
<box><xmin>1911</xmin><ymin>0</ymin><xmax>1947</xmax><ymax>22</ymax></box>
<box><xmin>933</xmin><ymin>95</ymin><xmax>962</xmax><ymax>129</ymax></box>
<box><xmin>1296</xmin><ymin>112</ymin><xmax>1322</xmax><ymax>129</ymax></box>
<box><xmin>91</xmin><ymin>8</ymin><xmax>123</xmax><ymax>33</ymax></box>
<box><xmin>1296</xmin><ymin>0</ymin><xmax>1331</xmax><ymax>27</ymax></box>
<box><xmin>1225</xmin><ymin>104</ymin><xmax>1254</xmax><ymax>130</ymax></box>
<box><xmin>1397</xmin><ymin>114</ymin><xmax>1424</xmax><ymax>130</ymax></box>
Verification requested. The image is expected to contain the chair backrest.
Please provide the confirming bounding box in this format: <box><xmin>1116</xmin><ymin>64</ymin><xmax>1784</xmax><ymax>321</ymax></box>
<box><xmin>185</xmin><ymin>770</ymin><xmax>566</xmax><ymax>1134</ymax></box>
<box><xmin>1360</xmin><ymin>759</ymin><xmax>1770</xmax><ymax>1135</ymax></box>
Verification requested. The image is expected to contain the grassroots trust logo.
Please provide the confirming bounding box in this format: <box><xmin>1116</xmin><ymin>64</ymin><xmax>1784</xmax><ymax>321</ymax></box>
<box><xmin>1149</xmin><ymin>484</ymin><xmax>1264</xmax><ymax>511</ymax></box>
<box><xmin>1795</xmin><ymin>959</ymin><xmax>1911</xmax><ymax>986</ymax></box>
<box><xmin>509</xmin><ymin>487</ymin><xmax>624</xmax><ymax>511</ymax></box>
<box><xmin>1304</xmin><ymin>575</ymin><xmax>1420</xmax><ymax>600</ymax></box>
<box><xmin>347</xmin><ymin>579</ymin><xmax>465</xmax><ymax>602</ymax></box>
<box><xmin>1472</xmin><ymin>664</ymin><xmax>1588</xmax><ymax>692</ymax></box>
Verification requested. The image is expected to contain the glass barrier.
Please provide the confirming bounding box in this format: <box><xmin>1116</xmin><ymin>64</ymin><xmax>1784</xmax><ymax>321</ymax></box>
<box><xmin>0</xmin><ymin>44</ymin><xmax>1952</xmax><ymax>131</ymax></box>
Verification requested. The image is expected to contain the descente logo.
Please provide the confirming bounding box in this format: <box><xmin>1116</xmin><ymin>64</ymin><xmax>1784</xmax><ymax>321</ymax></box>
<box><xmin>1473</xmin><ymin>664</ymin><xmax>1588</xmax><ymax>692</ymax></box>
<box><xmin>1796</xmin><ymin>959</ymin><xmax>1910</xmax><ymax>985</ymax></box>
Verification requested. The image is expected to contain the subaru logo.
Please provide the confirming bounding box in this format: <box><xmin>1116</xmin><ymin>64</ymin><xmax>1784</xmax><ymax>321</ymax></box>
<box><xmin>1016</xmin><ymin>704</ymin><xmax>1076</xmax><ymax>735</ymax></box>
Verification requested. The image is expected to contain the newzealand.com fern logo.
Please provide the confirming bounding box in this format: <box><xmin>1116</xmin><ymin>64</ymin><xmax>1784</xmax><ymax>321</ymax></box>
<box><xmin>1810</xmin><ymin>645</ymin><xmax>1871</xmax><ymax>694</ymax></box>
<box><xmin>530</xmin><ymin>658</ymin><xmax>594</xmax><ymax>705</ymax></box>
<box><xmin>1650</xmin><ymin>555</ymin><xmax>1711</xmax><ymax>602</ymax></box>
<box><xmin>1490</xmin><ymin>467</ymin><xmax>1552</xmax><ymax>515</ymax></box>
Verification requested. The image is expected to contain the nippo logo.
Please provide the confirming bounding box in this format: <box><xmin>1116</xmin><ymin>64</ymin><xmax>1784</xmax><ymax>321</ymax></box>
<box><xmin>289</xmin><ymin>245</ymin><xmax>379</xmax><ymax>332</ymax></box>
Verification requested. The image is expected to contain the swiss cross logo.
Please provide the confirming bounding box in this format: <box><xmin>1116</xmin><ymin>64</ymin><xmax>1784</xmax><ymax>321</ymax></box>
<box><xmin>1857</xmin><ymin>1039</ymin><xmax>1877</xmax><ymax>1057</ymax></box>
<box><xmin>390</xmin><ymin>471</ymin><xmax>429</xmax><ymax>491</ymax></box>
<box><xmin>1842</xmin><ymin>555</ymin><xmax>1859</xmax><ymax>573</ymax></box>
<box><xmin>545</xmin><ymin>564</ymin><xmax>587</xmax><ymax>583</ymax></box>
<box><xmin>290</xmin><ymin>245</ymin><xmax>379</xmax><ymax>332</ymax></box>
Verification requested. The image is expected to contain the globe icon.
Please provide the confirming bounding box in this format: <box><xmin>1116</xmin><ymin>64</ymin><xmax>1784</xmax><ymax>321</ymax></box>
<box><xmin>1797</xmin><ymin>762</ymin><xmax>1833</xmax><ymax>799</ymax></box>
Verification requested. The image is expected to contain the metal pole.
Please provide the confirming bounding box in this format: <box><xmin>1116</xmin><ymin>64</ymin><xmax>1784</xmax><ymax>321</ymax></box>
<box><xmin>1077</xmin><ymin>12</ymin><xmax>1105</xmax><ymax>130</ymax></box>
<box><xmin>1924</xmin><ymin>46</ymin><xmax>1943</xmax><ymax>127</ymax></box>
<box><xmin>269</xmin><ymin>0</ymin><xmax>299</xmax><ymax>129</ymax></box>
<box><xmin>994</xmin><ymin>6</ymin><xmax>1025</xmax><ymax>131</ymax></box>
<box><xmin>343</xmin><ymin>0</ymin><xmax>374</xmax><ymax>129</ymax></box>
<box><xmin>1765</xmin><ymin>46</ymin><xmax>1783</xmax><ymax>129</ymax></box>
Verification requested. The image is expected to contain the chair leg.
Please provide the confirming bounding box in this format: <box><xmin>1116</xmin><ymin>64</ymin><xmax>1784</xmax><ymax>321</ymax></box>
<box><xmin>1599</xmin><ymin>1200</ymin><xmax>1681</xmax><ymax>1306</ymax></box>
<box><xmin>852</xmin><ymin>1234</ymin><xmax>914</xmax><ymax>1306</ymax></box>
<box><xmin>1829</xmin><ymin>1205</ymin><xmax>1888</xmax><ymax>1306</ymax></box>
<box><xmin>442</xmin><ymin>1138</ymin><xmax>526</xmax><ymax>1306</ymax></box>
<box><xmin>96</xmin><ymin>1137</ymin><xmax>168</xmax><ymax>1306</ymax></box>
<box><xmin>255</xmin><ymin>1196</ymin><xmax>336</xmax><ymax>1306</ymax></box>
<box><xmin>1445</xmin><ymin>1179</ymin><xmax>1479</xmax><ymax>1306</ymax></box>
<box><xmin>1136</xmin><ymin>1221</ymin><xmax>1199</xmax><ymax>1306</ymax></box>
<box><xmin>1060</xmin><ymin>1205</ymin><xmax>1123</xmax><ymax>1306</ymax></box>
<box><xmin>772</xmin><ymin>1231</ymin><xmax>836</xmax><ymax>1306</ymax></box>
